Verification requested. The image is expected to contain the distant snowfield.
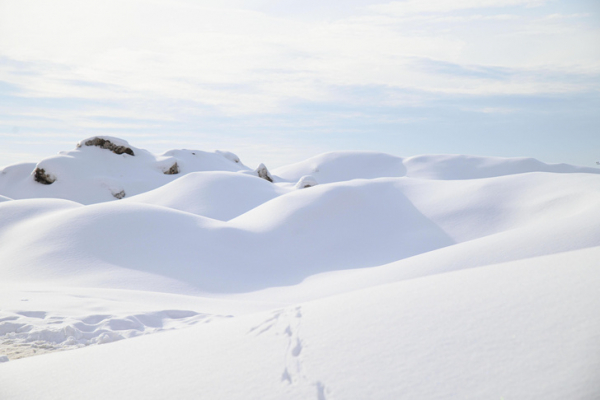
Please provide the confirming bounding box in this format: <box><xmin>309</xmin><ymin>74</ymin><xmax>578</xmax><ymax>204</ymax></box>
<box><xmin>0</xmin><ymin>137</ymin><xmax>599</xmax><ymax>399</ymax></box>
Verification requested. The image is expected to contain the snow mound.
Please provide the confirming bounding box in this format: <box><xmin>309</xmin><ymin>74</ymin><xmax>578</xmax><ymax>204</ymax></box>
<box><xmin>124</xmin><ymin>171</ymin><xmax>288</xmax><ymax>220</ymax></box>
<box><xmin>274</xmin><ymin>151</ymin><xmax>600</xmax><ymax>184</ymax></box>
<box><xmin>404</xmin><ymin>154</ymin><xmax>600</xmax><ymax>179</ymax></box>
<box><xmin>1</xmin><ymin>142</ymin><xmax>600</xmax><ymax>399</ymax></box>
<box><xmin>2</xmin><ymin>171</ymin><xmax>599</xmax><ymax>293</ymax></box>
<box><xmin>0</xmin><ymin>181</ymin><xmax>453</xmax><ymax>292</ymax></box>
<box><xmin>273</xmin><ymin>151</ymin><xmax>406</xmax><ymax>184</ymax></box>
<box><xmin>0</xmin><ymin>137</ymin><xmax>249</xmax><ymax>204</ymax></box>
<box><xmin>295</xmin><ymin>175</ymin><xmax>318</xmax><ymax>189</ymax></box>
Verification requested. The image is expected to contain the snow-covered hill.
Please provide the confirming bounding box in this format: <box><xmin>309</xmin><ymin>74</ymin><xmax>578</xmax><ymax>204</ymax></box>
<box><xmin>0</xmin><ymin>137</ymin><xmax>598</xmax><ymax>399</ymax></box>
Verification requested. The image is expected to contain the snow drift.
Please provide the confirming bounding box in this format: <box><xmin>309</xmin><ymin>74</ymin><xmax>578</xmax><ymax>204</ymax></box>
<box><xmin>0</xmin><ymin>138</ymin><xmax>599</xmax><ymax>399</ymax></box>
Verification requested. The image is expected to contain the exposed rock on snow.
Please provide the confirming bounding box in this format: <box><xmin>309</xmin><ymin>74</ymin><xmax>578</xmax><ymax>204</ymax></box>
<box><xmin>295</xmin><ymin>175</ymin><xmax>317</xmax><ymax>189</ymax></box>
<box><xmin>163</xmin><ymin>162</ymin><xmax>179</xmax><ymax>175</ymax></box>
<box><xmin>78</xmin><ymin>137</ymin><xmax>135</xmax><ymax>156</ymax></box>
<box><xmin>0</xmin><ymin>137</ymin><xmax>250</xmax><ymax>204</ymax></box>
<box><xmin>32</xmin><ymin>168</ymin><xmax>56</xmax><ymax>185</ymax></box>
<box><xmin>112</xmin><ymin>190</ymin><xmax>126</xmax><ymax>199</ymax></box>
<box><xmin>255</xmin><ymin>163</ymin><xmax>273</xmax><ymax>182</ymax></box>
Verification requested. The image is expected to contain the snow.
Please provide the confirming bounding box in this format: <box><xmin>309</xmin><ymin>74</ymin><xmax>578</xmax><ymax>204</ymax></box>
<box><xmin>273</xmin><ymin>151</ymin><xmax>406</xmax><ymax>184</ymax></box>
<box><xmin>0</xmin><ymin>138</ymin><xmax>598</xmax><ymax>399</ymax></box>
<box><xmin>0</xmin><ymin>136</ymin><xmax>249</xmax><ymax>204</ymax></box>
<box><xmin>123</xmin><ymin>171</ymin><xmax>288</xmax><ymax>220</ymax></box>
<box><xmin>294</xmin><ymin>175</ymin><xmax>318</xmax><ymax>189</ymax></box>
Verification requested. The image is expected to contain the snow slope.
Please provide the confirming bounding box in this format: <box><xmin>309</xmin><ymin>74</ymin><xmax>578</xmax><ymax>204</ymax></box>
<box><xmin>1</xmin><ymin>172</ymin><xmax>598</xmax><ymax>293</ymax></box>
<box><xmin>0</xmin><ymin>138</ymin><xmax>599</xmax><ymax>399</ymax></box>
<box><xmin>123</xmin><ymin>171</ymin><xmax>288</xmax><ymax>220</ymax></box>
<box><xmin>1</xmin><ymin>248</ymin><xmax>598</xmax><ymax>400</ymax></box>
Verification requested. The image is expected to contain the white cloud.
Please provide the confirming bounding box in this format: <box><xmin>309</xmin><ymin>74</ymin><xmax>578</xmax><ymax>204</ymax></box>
<box><xmin>0</xmin><ymin>0</ymin><xmax>598</xmax><ymax>121</ymax></box>
<box><xmin>368</xmin><ymin>0</ymin><xmax>548</xmax><ymax>15</ymax></box>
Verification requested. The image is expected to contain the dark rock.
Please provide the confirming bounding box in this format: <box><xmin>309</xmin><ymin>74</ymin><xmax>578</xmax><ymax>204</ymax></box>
<box><xmin>164</xmin><ymin>162</ymin><xmax>179</xmax><ymax>175</ymax></box>
<box><xmin>255</xmin><ymin>163</ymin><xmax>273</xmax><ymax>183</ymax></box>
<box><xmin>33</xmin><ymin>168</ymin><xmax>56</xmax><ymax>185</ymax></box>
<box><xmin>79</xmin><ymin>138</ymin><xmax>135</xmax><ymax>156</ymax></box>
<box><xmin>112</xmin><ymin>190</ymin><xmax>126</xmax><ymax>199</ymax></box>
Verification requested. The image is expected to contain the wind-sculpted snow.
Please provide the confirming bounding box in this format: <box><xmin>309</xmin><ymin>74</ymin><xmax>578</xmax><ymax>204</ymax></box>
<box><xmin>1</xmin><ymin>248</ymin><xmax>598</xmax><ymax>400</ymax></box>
<box><xmin>1</xmin><ymin>138</ymin><xmax>599</xmax><ymax>399</ymax></box>
<box><xmin>0</xmin><ymin>308</ymin><xmax>223</xmax><ymax>360</ymax></box>
<box><xmin>403</xmin><ymin>153</ymin><xmax>600</xmax><ymax>179</ymax></box>
<box><xmin>1</xmin><ymin>171</ymin><xmax>599</xmax><ymax>294</ymax></box>
<box><xmin>0</xmin><ymin>180</ymin><xmax>455</xmax><ymax>292</ymax></box>
<box><xmin>272</xmin><ymin>151</ymin><xmax>600</xmax><ymax>184</ymax></box>
<box><xmin>0</xmin><ymin>136</ymin><xmax>249</xmax><ymax>204</ymax></box>
<box><xmin>272</xmin><ymin>151</ymin><xmax>407</xmax><ymax>184</ymax></box>
<box><xmin>124</xmin><ymin>171</ymin><xmax>288</xmax><ymax>220</ymax></box>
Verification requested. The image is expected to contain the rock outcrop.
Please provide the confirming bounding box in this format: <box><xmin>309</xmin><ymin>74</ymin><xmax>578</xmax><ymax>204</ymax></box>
<box><xmin>78</xmin><ymin>137</ymin><xmax>135</xmax><ymax>156</ymax></box>
<box><xmin>33</xmin><ymin>168</ymin><xmax>56</xmax><ymax>185</ymax></box>
<box><xmin>255</xmin><ymin>163</ymin><xmax>273</xmax><ymax>183</ymax></box>
<box><xmin>164</xmin><ymin>162</ymin><xmax>179</xmax><ymax>175</ymax></box>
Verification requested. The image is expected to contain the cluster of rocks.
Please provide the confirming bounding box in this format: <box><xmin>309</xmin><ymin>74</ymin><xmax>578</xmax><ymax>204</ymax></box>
<box><xmin>77</xmin><ymin>137</ymin><xmax>135</xmax><ymax>156</ymax></box>
<box><xmin>30</xmin><ymin>137</ymin><xmax>318</xmax><ymax>201</ymax></box>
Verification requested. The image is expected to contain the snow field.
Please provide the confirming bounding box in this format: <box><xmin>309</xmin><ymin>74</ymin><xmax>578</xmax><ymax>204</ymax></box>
<box><xmin>1</xmin><ymin>137</ymin><xmax>599</xmax><ymax>399</ymax></box>
<box><xmin>1</xmin><ymin>247</ymin><xmax>598</xmax><ymax>399</ymax></box>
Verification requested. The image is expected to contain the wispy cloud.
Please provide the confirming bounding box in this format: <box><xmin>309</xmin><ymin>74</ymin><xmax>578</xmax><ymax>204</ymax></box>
<box><xmin>0</xmin><ymin>0</ymin><xmax>599</xmax><ymax>167</ymax></box>
<box><xmin>368</xmin><ymin>0</ymin><xmax>548</xmax><ymax>15</ymax></box>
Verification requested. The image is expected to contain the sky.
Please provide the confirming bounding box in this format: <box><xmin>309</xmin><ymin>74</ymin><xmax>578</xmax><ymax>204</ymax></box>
<box><xmin>0</xmin><ymin>0</ymin><xmax>599</xmax><ymax>168</ymax></box>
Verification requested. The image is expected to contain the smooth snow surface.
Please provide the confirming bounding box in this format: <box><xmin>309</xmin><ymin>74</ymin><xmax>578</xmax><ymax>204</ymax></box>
<box><xmin>1</xmin><ymin>138</ymin><xmax>599</xmax><ymax>399</ymax></box>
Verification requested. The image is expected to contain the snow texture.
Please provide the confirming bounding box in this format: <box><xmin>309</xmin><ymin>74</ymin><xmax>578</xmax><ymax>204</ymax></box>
<box><xmin>0</xmin><ymin>138</ymin><xmax>599</xmax><ymax>400</ymax></box>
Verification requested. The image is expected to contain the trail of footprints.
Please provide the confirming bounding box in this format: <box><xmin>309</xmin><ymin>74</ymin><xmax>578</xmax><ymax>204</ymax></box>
<box><xmin>249</xmin><ymin>306</ymin><xmax>329</xmax><ymax>400</ymax></box>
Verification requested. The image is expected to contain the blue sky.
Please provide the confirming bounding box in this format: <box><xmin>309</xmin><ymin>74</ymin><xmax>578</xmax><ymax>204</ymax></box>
<box><xmin>0</xmin><ymin>0</ymin><xmax>599</xmax><ymax>168</ymax></box>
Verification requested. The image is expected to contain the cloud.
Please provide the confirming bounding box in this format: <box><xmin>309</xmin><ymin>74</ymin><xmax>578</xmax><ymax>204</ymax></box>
<box><xmin>368</xmin><ymin>0</ymin><xmax>548</xmax><ymax>15</ymax></box>
<box><xmin>0</xmin><ymin>0</ymin><xmax>599</xmax><ymax>169</ymax></box>
<box><xmin>1</xmin><ymin>0</ymin><xmax>598</xmax><ymax>116</ymax></box>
